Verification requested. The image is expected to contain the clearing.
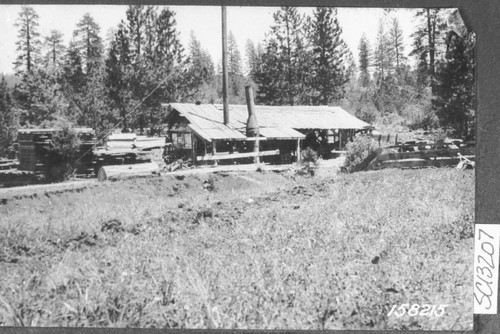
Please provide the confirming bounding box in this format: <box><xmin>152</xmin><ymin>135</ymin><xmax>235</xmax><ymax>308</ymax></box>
<box><xmin>0</xmin><ymin>167</ymin><xmax>474</xmax><ymax>330</ymax></box>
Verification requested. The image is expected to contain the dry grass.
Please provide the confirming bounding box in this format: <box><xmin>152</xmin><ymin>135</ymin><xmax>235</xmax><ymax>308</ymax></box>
<box><xmin>0</xmin><ymin>167</ymin><xmax>474</xmax><ymax>329</ymax></box>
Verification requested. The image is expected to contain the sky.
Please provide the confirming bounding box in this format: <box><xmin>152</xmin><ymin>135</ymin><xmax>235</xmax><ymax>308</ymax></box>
<box><xmin>0</xmin><ymin>5</ymin><xmax>421</xmax><ymax>75</ymax></box>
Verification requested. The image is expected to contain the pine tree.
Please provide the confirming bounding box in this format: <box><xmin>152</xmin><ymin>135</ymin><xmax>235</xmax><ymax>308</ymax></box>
<box><xmin>435</xmin><ymin>31</ymin><xmax>476</xmax><ymax>139</ymax></box>
<box><xmin>63</xmin><ymin>42</ymin><xmax>86</xmax><ymax>96</ymax></box>
<box><xmin>73</xmin><ymin>13</ymin><xmax>104</xmax><ymax>75</ymax></box>
<box><xmin>358</xmin><ymin>33</ymin><xmax>371</xmax><ymax>87</ymax></box>
<box><xmin>253</xmin><ymin>39</ymin><xmax>284</xmax><ymax>105</ymax></box>
<box><xmin>411</xmin><ymin>35</ymin><xmax>429</xmax><ymax>93</ymax></box>
<box><xmin>102</xmin><ymin>6</ymin><xmax>191</xmax><ymax>133</ymax></box>
<box><xmin>410</xmin><ymin>9</ymin><xmax>449</xmax><ymax>94</ymax></box>
<box><xmin>245</xmin><ymin>39</ymin><xmax>260</xmax><ymax>77</ymax></box>
<box><xmin>43</xmin><ymin>30</ymin><xmax>66</xmax><ymax>70</ymax></box>
<box><xmin>186</xmin><ymin>31</ymin><xmax>216</xmax><ymax>103</ymax></box>
<box><xmin>388</xmin><ymin>17</ymin><xmax>406</xmax><ymax>73</ymax></box>
<box><xmin>373</xmin><ymin>18</ymin><xmax>401</xmax><ymax>115</ymax></box>
<box><xmin>126</xmin><ymin>5</ymin><xmax>149</xmax><ymax>62</ymax></box>
<box><xmin>150</xmin><ymin>7</ymin><xmax>187</xmax><ymax>104</ymax></box>
<box><xmin>269</xmin><ymin>6</ymin><xmax>308</xmax><ymax>105</ymax></box>
<box><xmin>227</xmin><ymin>31</ymin><xmax>244</xmax><ymax>101</ymax></box>
<box><xmin>373</xmin><ymin>19</ymin><xmax>392</xmax><ymax>80</ymax></box>
<box><xmin>105</xmin><ymin>24</ymin><xmax>133</xmax><ymax>132</ymax></box>
<box><xmin>13</xmin><ymin>6</ymin><xmax>41</xmax><ymax>76</ymax></box>
<box><xmin>307</xmin><ymin>7</ymin><xmax>351</xmax><ymax>105</ymax></box>
<box><xmin>0</xmin><ymin>76</ymin><xmax>18</xmax><ymax>156</ymax></box>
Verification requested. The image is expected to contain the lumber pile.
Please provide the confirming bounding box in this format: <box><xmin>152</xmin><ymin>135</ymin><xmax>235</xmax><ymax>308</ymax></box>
<box><xmin>17</xmin><ymin>128</ymin><xmax>95</xmax><ymax>176</ymax></box>
<box><xmin>94</xmin><ymin>134</ymin><xmax>167</xmax><ymax>168</ymax></box>
<box><xmin>0</xmin><ymin>170</ymin><xmax>37</xmax><ymax>187</ymax></box>
<box><xmin>97</xmin><ymin>162</ymin><xmax>161</xmax><ymax>181</ymax></box>
<box><xmin>370</xmin><ymin>146</ymin><xmax>475</xmax><ymax>170</ymax></box>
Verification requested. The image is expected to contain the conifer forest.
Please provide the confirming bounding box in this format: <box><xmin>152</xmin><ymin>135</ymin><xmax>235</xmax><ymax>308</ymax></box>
<box><xmin>0</xmin><ymin>6</ymin><xmax>475</xmax><ymax>155</ymax></box>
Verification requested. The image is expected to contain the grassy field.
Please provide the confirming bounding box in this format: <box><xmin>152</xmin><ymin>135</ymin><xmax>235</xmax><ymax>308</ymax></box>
<box><xmin>0</xmin><ymin>167</ymin><xmax>474</xmax><ymax>330</ymax></box>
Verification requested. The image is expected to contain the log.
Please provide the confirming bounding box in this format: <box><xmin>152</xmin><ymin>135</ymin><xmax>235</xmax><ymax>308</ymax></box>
<box><xmin>97</xmin><ymin>162</ymin><xmax>160</xmax><ymax>181</ymax></box>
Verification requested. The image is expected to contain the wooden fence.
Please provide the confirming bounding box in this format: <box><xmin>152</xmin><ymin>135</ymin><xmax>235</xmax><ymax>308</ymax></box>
<box><xmin>370</xmin><ymin>147</ymin><xmax>475</xmax><ymax>170</ymax></box>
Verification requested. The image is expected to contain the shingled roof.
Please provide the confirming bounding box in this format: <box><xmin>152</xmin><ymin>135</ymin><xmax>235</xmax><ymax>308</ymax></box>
<box><xmin>164</xmin><ymin>103</ymin><xmax>371</xmax><ymax>142</ymax></box>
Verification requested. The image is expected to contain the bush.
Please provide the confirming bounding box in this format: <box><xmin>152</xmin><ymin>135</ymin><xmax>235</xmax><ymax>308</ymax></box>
<box><xmin>342</xmin><ymin>135</ymin><xmax>381</xmax><ymax>173</ymax></box>
<box><xmin>355</xmin><ymin>103</ymin><xmax>379</xmax><ymax>125</ymax></box>
<box><xmin>402</xmin><ymin>103</ymin><xmax>439</xmax><ymax>130</ymax></box>
<box><xmin>45</xmin><ymin>125</ymin><xmax>82</xmax><ymax>182</ymax></box>
<box><xmin>298</xmin><ymin>147</ymin><xmax>319</xmax><ymax>176</ymax></box>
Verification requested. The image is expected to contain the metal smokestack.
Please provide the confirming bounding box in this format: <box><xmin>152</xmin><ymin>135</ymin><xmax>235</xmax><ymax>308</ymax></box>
<box><xmin>245</xmin><ymin>86</ymin><xmax>259</xmax><ymax>137</ymax></box>
<box><xmin>221</xmin><ymin>6</ymin><xmax>229</xmax><ymax>125</ymax></box>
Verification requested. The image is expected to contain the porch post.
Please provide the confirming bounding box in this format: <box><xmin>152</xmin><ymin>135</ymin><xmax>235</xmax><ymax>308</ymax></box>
<box><xmin>212</xmin><ymin>140</ymin><xmax>218</xmax><ymax>166</ymax></box>
<box><xmin>191</xmin><ymin>132</ymin><xmax>196</xmax><ymax>166</ymax></box>
<box><xmin>296</xmin><ymin>138</ymin><xmax>301</xmax><ymax>165</ymax></box>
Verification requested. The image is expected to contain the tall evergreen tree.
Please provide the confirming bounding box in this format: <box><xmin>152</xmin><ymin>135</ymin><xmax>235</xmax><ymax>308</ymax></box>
<box><xmin>227</xmin><ymin>31</ymin><xmax>244</xmax><ymax>100</ymax></box>
<box><xmin>307</xmin><ymin>7</ymin><xmax>351</xmax><ymax>105</ymax></box>
<box><xmin>62</xmin><ymin>42</ymin><xmax>86</xmax><ymax>96</ymax></box>
<box><xmin>253</xmin><ymin>39</ymin><xmax>284</xmax><ymax>105</ymax></box>
<box><xmin>13</xmin><ymin>6</ymin><xmax>41</xmax><ymax>76</ymax></box>
<box><xmin>435</xmin><ymin>31</ymin><xmax>476</xmax><ymax>139</ymax></box>
<box><xmin>186</xmin><ymin>31</ymin><xmax>216</xmax><ymax>103</ymax></box>
<box><xmin>73</xmin><ymin>13</ymin><xmax>104</xmax><ymax>75</ymax></box>
<box><xmin>268</xmin><ymin>6</ymin><xmax>308</xmax><ymax>105</ymax></box>
<box><xmin>358</xmin><ymin>33</ymin><xmax>371</xmax><ymax>87</ymax></box>
<box><xmin>43</xmin><ymin>30</ymin><xmax>65</xmax><ymax>69</ymax></box>
<box><xmin>245</xmin><ymin>39</ymin><xmax>261</xmax><ymax>77</ymax></box>
<box><xmin>373</xmin><ymin>19</ymin><xmax>392</xmax><ymax>80</ymax></box>
<box><xmin>388</xmin><ymin>17</ymin><xmax>406</xmax><ymax>73</ymax></box>
<box><xmin>410</xmin><ymin>9</ymin><xmax>449</xmax><ymax>94</ymax></box>
<box><xmin>104</xmin><ymin>6</ymin><xmax>187</xmax><ymax>133</ymax></box>
<box><xmin>106</xmin><ymin>25</ymin><xmax>132</xmax><ymax>132</ymax></box>
<box><xmin>411</xmin><ymin>34</ymin><xmax>429</xmax><ymax>93</ymax></box>
<box><xmin>0</xmin><ymin>76</ymin><xmax>18</xmax><ymax>156</ymax></box>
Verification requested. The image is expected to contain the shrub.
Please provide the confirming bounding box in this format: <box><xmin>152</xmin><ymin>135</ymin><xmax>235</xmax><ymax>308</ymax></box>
<box><xmin>298</xmin><ymin>147</ymin><xmax>319</xmax><ymax>176</ymax></box>
<box><xmin>342</xmin><ymin>135</ymin><xmax>381</xmax><ymax>173</ymax></box>
<box><xmin>355</xmin><ymin>103</ymin><xmax>379</xmax><ymax>125</ymax></box>
<box><xmin>45</xmin><ymin>125</ymin><xmax>82</xmax><ymax>182</ymax></box>
<box><xmin>402</xmin><ymin>103</ymin><xmax>439</xmax><ymax>130</ymax></box>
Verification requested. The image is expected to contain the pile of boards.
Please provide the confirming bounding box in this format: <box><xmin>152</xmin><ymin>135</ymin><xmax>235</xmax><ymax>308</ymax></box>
<box><xmin>370</xmin><ymin>146</ymin><xmax>475</xmax><ymax>170</ymax></box>
<box><xmin>94</xmin><ymin>133</ymin><xmax>167</xmax><ymax>181</ymax></box>
<box><xmin>17</xmin><ymin>128</ymin><xmax>95</xmax><ymax>177</ymax></box>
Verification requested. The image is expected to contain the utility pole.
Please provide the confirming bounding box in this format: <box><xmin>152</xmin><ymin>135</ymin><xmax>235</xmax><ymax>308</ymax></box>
<box><xmin>221</xmin><ymin>6</ymin><xmax>229</xmax><ymax>125</ymax></box>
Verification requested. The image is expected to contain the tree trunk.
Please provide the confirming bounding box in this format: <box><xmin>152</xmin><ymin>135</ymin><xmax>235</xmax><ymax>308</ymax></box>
<box><xmin>427</xmin><ymin>9</ymin><xmax>436</xmax><ymax>94</ymax></box>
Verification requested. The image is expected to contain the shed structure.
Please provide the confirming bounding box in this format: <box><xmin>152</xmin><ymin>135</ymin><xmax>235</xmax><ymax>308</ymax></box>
<box><xmin>163</xmin><ymin>103</ymin><xmax>371</xmax><ymax>165</ymax></box>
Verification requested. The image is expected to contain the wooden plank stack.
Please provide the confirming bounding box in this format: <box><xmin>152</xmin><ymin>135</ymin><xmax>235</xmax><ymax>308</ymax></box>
<box><xmin>93</xmin><ymin>134</ymin><xmax>166</xmax><ymax>171</ymax></box>
<box><xmin>17</xmin><ymin>128</ymin><xmax>96</xmax><ymax>177</ymax></box>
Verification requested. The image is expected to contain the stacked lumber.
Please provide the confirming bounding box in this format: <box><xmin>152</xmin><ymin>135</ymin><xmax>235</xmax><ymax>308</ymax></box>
<box><xmin>0</xmin><ymin>170</ymin><xmax>36</xmax><ymax>187</ymax></box>
<box><xmin>94</xmin><ymin>134</ymin><xmax>167</xmax><ymax>171</ymax></box>
<box><xmin>370</xmin><ymin>146</ymin><xmax>475</xmax><ymax>170</ymax></box>
<box><xmin>0</xmin><ymin>159</ymin><xmax>18</xmax><ymax>170</ymax></box>
<box><xmin>17</xmin><ymin>128</ymin><xmax>95</xmax><ymax>176</ymax></box>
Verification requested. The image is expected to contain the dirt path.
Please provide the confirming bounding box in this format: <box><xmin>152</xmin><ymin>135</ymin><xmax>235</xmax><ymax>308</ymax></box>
<box><xmin>0</xmin><ymin>179</ymin><xmax>98</xmax><ymax>200</ymax></box>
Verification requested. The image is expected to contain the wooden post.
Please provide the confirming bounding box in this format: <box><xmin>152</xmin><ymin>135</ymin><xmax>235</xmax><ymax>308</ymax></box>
<box><xmin>255</xmin><ymin>138</ymin><xmax>260</xmax><ymax>164</ymax></box>
<box><xmin>212</xmin><ymin>140</ymin><xmax>218</xmax><ymax>166</ymax></box>
<box><xmin>191</xmin><ymin>132</ymin><xmax>196</xmax><ymax>166</ymax></box>
<box><xmin>296</xmin><ymin>138</ymin><xmax>301</xmax><ymax>165</ymax></box>
<box><xmin>221</xmin><ymin>6</ymin><xmax>229</xmax><ymax>125</ymax></box>
<box><xmin>339</xmin><ymin>130</ymin><xmax>342</xmax><ymax>150</ymax></box>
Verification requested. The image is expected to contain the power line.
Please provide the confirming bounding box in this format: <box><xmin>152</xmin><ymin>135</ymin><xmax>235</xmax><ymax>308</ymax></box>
<box><xmin>74</xmin><ymin>72</ymin><xmax>173</xmax><ymax>166</ymax></box>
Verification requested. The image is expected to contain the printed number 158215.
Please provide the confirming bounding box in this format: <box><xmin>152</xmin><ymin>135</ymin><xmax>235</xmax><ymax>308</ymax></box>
<box><xmin>387</xmin><ymin>304</ymin><xmax>448</xmax><ymax>317</ymax></box>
